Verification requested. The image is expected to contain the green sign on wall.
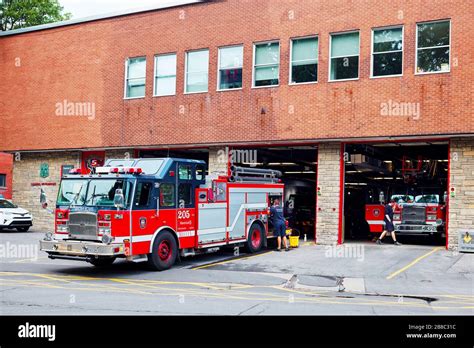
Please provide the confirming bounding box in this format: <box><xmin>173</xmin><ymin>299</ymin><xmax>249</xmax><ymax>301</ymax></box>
<box><xmin>39</xmin><ymin>163</ymin><xmax>49</xmax><ymax>178</ymax></box>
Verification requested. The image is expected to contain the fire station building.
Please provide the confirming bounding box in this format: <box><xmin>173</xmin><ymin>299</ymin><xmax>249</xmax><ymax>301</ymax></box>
<box><xmin>0</xmin><ymin>0</ymin><xmax>473</xmax><ymax>249</ymax></box>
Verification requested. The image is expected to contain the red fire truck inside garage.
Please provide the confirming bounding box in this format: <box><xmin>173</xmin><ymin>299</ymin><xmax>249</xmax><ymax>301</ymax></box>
<box><xmin>40</xmin><ymin>158</ymin><xmax>284</xmax><ymax>270</ymax></box>
<box><xmin>365</xmin><ymin>190</ymin><xmax>447</xmax><ymax>236</ymax></box>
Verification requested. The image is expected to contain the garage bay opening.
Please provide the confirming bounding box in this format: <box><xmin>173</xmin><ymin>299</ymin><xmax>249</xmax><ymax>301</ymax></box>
<box><xmin>230</xmin><ymin>146</ymin><xmax>318</xmax><ymax>241</ymax></box>
<box><xmin>343</xmin><ymin>141</ymin><xmax>449</xmax><ymax>245</ymax></box>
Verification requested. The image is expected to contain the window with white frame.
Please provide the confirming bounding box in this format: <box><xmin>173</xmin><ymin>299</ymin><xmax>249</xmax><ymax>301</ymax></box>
<box><xmin>416</xmin><ymin>20</ymin><xmax>450</xmax><ymax>73</ymax></box>
<box><xmin>154</xmin><ymin>53</ymin><xmax>176</xmax><ymax>96</ymax></box>
<box><xmin>253</xmin><ymin>41</ymin><xmax>280</xmax><ymax>87</ymax></box>
<box><xmin>218</xmin><ymin>45</ymin><xmax>243</xmax><ymax>90</ymax></box>
<box><xmin>185</xmin><ymin>49</ymin><xmax>209</xmax><ymax>93</ymax></box>
<box><xmin>290</xmin><ymin>37</ymin><xmax>318</xmax><ymax>84</ymax></box>
<box><xmin>330</xmin><ymin>31</ymin><xmax>359</xmax><ymax>81</ymax></box>
<box><xmin>125</xmin><ymin>57</ymin><xmax>146</xmax><ymax>98</ymax></box>
<box><xmin>372</xmin><ymin>27</ymin><xmax>403</xmax><ymax>77</ymax></box>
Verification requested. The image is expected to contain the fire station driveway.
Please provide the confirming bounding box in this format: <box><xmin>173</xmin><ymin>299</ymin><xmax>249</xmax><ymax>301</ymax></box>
<box><xmin>0</xmin><ymin>231</ymin><xmax>472</xmax><ymax>315</ymax></box>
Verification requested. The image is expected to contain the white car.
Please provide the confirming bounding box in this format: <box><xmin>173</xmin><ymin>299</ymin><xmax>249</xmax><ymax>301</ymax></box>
<box><xmin>0</xmin><ymin>198</ymin><xmax>33</xmax><ymax>232</ymax></box>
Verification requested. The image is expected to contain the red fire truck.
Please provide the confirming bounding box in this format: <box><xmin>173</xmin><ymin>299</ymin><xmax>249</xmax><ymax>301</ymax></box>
<box><xmin>365</xmin><ymin>191</ymin><xmax>447</xmax><ymax>237</ymax></box>
<box><xmin>39</xmin><ymin>158</ymin><xmax>284</xmax><ymax>270</ymax></box>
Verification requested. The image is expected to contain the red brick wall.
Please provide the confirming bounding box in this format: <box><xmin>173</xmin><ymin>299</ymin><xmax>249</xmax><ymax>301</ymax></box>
<box><xmin>0</xmin><ymin>0</ymin><xmax>473</xmax><ymax>152</ymax></box>
<box><xmin>0</xmin><ymin>152</ymin><xmax>13</xmax><ymax>199</ymax></box>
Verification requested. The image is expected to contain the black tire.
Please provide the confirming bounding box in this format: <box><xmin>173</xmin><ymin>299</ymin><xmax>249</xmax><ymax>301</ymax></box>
<box><xmin>246</xmin><ymin>223</ymin><xmax>265</xmax><ymax>253</ymax></box>
<box><xmin>89</xmin><ymin>257</ymin><xmax>116</xmax><ymax>267</ymax></box>
<box><xmin>16</xmin><ymin>227</ymin><xmax>30</xmax><ymax>232</ymax></box>
<box><xmin>147</xmin><ymin>230</ymin><xmax>178</xmax><ymax>271</ymax></box>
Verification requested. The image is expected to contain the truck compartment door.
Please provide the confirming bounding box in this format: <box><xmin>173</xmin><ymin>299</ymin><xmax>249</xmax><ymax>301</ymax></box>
<box><xmin>365</xmin><ymin>204</ymin><xmax>385</xmax><ymax>233</ymax></box>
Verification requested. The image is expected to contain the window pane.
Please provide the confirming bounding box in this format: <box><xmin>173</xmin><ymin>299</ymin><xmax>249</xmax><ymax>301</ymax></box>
<box><xmin>178</xmin><ymin>184</ymin><xmax>192</xmax><ymax>206</ymax></box>
<box><xmin>418</xmin><ymin>21</ymin><xmax>450</xmax><ymax>48</ymax></box>
<box><xmin>220</xmin><ymin>46</ymin><xmax>243</xmax><ymax>69</ymax></box>
<box><xmin>155</xmin><ymin>76</ymin><xmax>176</xmax><ymax>96</ymax></box>
<box><xmin>373</xmin><ymin>51</ymin><xmax>402</xmax><ymax>76</ymax></box>
<box><xmin>0</xmin><ymin>174</ymin><xmax>5</xmax><ymax>187</ymax></box>
<box><xmin>187</xmin><ymin>50</ymin><xmax>209</xmax><ymax>72</ymax></box>
<box><xmin>255</xmin><ymin>66</ymin><xmax>279</xmax><ymax>86</ymax></box>
<box><xmin>331</xmin><ymin>32</ymin><xmax>359</xmax><ymax>57</ymax></box>
<box><xmin>186</xmin><ymin>50</ymin><xmax>208</xmax><ymax>92</ymax></box>
<box><xmin>417</xmin><ymin>47</ymin><xmax>450</xmax><ymax>73</ymax></box>
<box><xmin>255</xmin><ymin>42</ymin><xmax>279</xmax><ymax>65</ymax></box>
<box><xmin>291</xmin><ymin>63</ymin><xmax>317</xmax><ymax>83</ymax></box>
<box><xmin>126</xmin><ymin>57</ymin><xmax>146</xmax><ymax>98</ymax></box>
<box><xmin>160</xmin><ymin>183</ymin><xmax>175</xmax><ymax>207</ymax></box>
<box><xmin>219</xmin><ymin>68</ymin><xmax>242</xmax><ymax>89</ymax></box>
<box><xmin>128</xmin><ymin>57</ymin><xmax>146</xmax><ymax>79</ymax></box>
<box><xmin>195</xmin><ymin>165</ymin><xmax>205</xmax><ymax>180</ymax></box>
<box><xmin>292</xmin><ymin>37</ymin><xmax>318</xmax><ymax>62</ymax></box>
<box><xmin>374</xmin><ymin>28</ymin><xmax>402</xmax><ymax>52</ymax></box>
<box><xmin>179</xmin><ymin>165</ymin><xmax>192</xmax><ymax>180</ymax></box>
<box><xmin>186</xmin><ymin>72</ymin><xmax>208</xmax><ymax>92</ymax></box>
<box><xmin>134</xmin><ymin>182</ymin><xmax>152</xmax><ymax>207</ymax></box>
<box><xmin>330</xmin><ymin>56</ymin><xmax>359</xmax><ymax>80</ymax></box>
<box><xmin>127</xmin><ymin>79</ymin><xmax>145</xmax><ymax>98</ymax></box>
<box><xmin>156</xmin><ymin>54</ymin><xmax>176</xmax><ymax>77</ymax></box>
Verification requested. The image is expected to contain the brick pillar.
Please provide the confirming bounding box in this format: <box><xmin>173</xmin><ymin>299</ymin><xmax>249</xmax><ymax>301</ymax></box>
<box><xmin>316</xmin><ymin>142</ymin><xmax>342</xmax><ymax>245</ymax></box>
<box><xmin>447</xmin><ymin>138</ymin><xmax>474</xmax><ymax>250</ymax></box>
<box><xmin>208</xmin><ymin>147</ymin><xmax>228</xmax><ymax>177</ymax></box>
<box><xmin>12</xmin><ymin>152</ymin><xmax>80</xmax><ymax>232</ymax></box>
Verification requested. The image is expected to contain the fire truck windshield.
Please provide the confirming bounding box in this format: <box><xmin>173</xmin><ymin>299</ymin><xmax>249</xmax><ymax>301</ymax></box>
<box><xmin>415</xmin><ymin>194</ymin><xmax>439</xmax><ymax>204</ymax></box>
<box><xmin>57</xmin><ymin>179</ymin><xmax>133</xmax><ymax>207</ymax></box>
<box><xmin>391</xmin><ymin>194</ymin><xmax>414</xmax><ymax>203</ymax></box>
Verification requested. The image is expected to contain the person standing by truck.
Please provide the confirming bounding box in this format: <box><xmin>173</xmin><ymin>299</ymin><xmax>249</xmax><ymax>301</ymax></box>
<box><xmin>270</xmin><ymin>199</ymin><xmax>289</xmax><ymax>252</ymax></box>
<box><xmin>377</xmin><ymin>199</ymin><xmax>402</xmax><ymax>245</ymax></box>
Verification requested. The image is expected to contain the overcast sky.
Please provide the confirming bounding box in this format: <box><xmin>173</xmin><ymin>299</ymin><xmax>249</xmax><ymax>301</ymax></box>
<box><xmin>60</xmin><ymin>0</ymin><xmax>178</xmax><ymax>19</ymax></box>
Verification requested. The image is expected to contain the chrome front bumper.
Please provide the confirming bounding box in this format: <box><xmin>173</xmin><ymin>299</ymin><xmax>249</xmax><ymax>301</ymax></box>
<box><xmin>40</xmin><ymin>239</ymin><xmax>125</xmax><ymax>257</ymax></box>
<box><xmin>395</xmin><ymin>224</ymin><xmax>441</xmax><ymax>233</ymax></box>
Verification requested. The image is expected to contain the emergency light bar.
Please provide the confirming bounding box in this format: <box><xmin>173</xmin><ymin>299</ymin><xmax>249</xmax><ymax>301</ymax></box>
<box><xmin>68</xmin><ymin>167</ymin><xmax>143</xmax><ymax>175</ymax></box>
<box><xmin>96</xmin><ymin>167</ymin><xmax>143</xmax><ymax>175</ymax></box>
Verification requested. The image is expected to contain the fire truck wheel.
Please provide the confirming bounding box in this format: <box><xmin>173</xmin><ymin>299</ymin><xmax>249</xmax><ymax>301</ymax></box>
<box><xmin>147</xmin><ymin>231</ymin><xmax>178</xmax><ymax>271</ymax></box>
<box><xmin>246</xmin><ymin>223</ymin><xmax>265</xmax><ymax>253</ymax></box>
<box><xmin>89</xmin><ymin>257</ymin><xmax>116</xmax><ymax>267</ymax></box>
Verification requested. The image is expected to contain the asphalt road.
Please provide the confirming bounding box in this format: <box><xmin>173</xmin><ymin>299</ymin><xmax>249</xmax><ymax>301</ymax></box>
<box><xmin>0</xmin><ymin>230</ymin><xmax>472</xmax><ymax>315</ymax></box>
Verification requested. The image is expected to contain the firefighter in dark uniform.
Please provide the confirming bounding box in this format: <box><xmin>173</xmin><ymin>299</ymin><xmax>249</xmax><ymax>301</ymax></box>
<box><xmin>270</xmin><ymin>198</ymin><xmax>289</xmax><ymax>252</ymax></box>
<box><xmin>377</xmin><ymin>199</ymin><xmax>402</xmax><ymax>245</ymax></box>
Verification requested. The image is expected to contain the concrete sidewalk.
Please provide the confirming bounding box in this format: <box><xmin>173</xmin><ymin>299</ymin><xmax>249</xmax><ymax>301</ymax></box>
<box><xmin>198</xmin><ymin>242</ymin><xmax>473</xmax><ymax>298</ymax></box>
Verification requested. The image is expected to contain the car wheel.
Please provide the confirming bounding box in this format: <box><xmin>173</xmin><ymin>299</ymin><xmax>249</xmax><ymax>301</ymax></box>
<box><xmin>147</xmin><ymin>231</ymin><xmax>178</xmax><ymax>271</ymax></box>
<box><xmin>16</xmin><ymin>227</ymin><xmax>30</xmax><ymax>232</ymax></box>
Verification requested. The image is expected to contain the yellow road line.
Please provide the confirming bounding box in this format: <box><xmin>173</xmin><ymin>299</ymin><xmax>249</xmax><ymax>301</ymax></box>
<box><xmin>386</xmin><ymin>247</ymin><xmax>443</xmax><ymax>280</ymax></box>
<box><xmin>1</xmin><ymin>273</ymin><xmax>472</xmax><ymax>310</ymax></box>
<box><xmin>2</xmin><ymin>278</ymin><xmax>472</xmax><ymax>310</ymax></box>
<box><xmin>192</xmin><ymin>251</ymin><xmax>271</xmax><ymax>270</ymax></box>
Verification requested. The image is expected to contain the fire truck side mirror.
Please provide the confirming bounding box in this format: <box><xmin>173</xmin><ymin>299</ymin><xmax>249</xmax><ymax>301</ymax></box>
<box><xmin>113</xmin><ymin>189</ymin><xmax>125</xmax><ymax>210</ymax></box>
<box><xmin>40</xmin><ymin>189</ymin><xmax>48</xmax><ymax>209</ymax></box>
<box><xmin>379</xmin><ymin>191</ymin><xmax>385</xmax><ymax>204</ymax></box>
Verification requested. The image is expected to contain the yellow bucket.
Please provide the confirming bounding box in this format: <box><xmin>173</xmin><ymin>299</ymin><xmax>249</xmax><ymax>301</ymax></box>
<box><xmin>289</xmin><ymin>235</ymin><xmax>299</xmax><ymax>248</ymax></box>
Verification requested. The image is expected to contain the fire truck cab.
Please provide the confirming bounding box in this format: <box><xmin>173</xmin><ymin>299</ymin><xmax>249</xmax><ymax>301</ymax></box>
<box><xmin>40</xmin><ymin>158</ymin><xmax>284</xmax><ymax>270</ymax></box>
